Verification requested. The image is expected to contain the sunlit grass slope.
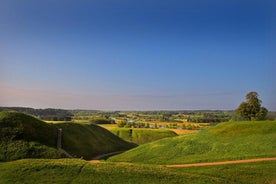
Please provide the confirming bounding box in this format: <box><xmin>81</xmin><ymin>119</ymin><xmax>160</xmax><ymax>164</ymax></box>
<box><xmin>0</xmin><ymin>159</ymin><xmax>275</xmax><ymax>184</ymax></box>
<box><xmin>109</xmin><ymin>121</ymin><xmax>276</xmax><ymax>164</ymax></box>
<box><xmin>111</xmin><ymin>128</ymin><xmax>177</xmax><ymax>144</ymax></box>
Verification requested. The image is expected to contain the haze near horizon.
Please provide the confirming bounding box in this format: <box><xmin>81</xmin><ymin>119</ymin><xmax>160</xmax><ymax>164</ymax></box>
<box><xmin>1</xmin><ymin>0</ymin><xmax>275</xmax><ymax>110</ymax></box>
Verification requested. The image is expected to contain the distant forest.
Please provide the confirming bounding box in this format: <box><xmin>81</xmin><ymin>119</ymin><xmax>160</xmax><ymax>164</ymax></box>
<box><xmin>0</xmin><ymin>107</ymin><xmax>275</xmax><ymax>122</ymax></box>
<box><xmin>0</xmin><ymin>107</ymin><xmax>72</xmax><ymax>121</ymax></box>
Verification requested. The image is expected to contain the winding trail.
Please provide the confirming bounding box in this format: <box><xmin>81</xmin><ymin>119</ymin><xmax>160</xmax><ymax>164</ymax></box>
<box><xmin>166</xmin><ymin>157</ymin><xmax>276</xmax><ymax>168</ymax></box>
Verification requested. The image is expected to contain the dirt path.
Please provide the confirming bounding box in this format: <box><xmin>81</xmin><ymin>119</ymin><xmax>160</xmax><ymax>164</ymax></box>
<box><xmin>166</xmin><ymin>157</ymin><xmax>276</xmax><ymax>168</ymax></box>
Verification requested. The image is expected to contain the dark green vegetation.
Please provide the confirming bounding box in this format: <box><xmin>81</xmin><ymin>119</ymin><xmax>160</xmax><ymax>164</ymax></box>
<box><xmin>0</xmin><ymin>159</ymin><xmax>275</xmax><ymax>184</ymax></box>
<box><xmin>0</xmin><ymin>106</ymin><xmax>235</xmax><ymax>123</ymax></box>
<box><xmin>109</xmin><ymin>121</ymin><xmax>276</xmax><ymax>164</ymax></box>
<box><xmin>0</xmin><ymin>111</ymin><xmax>65</xmax><ymax>161</ymax></box>
<box><xmin>237</xmin><ymin>91</ymin><xmax>268</xmax><ymax>120</ymax></box>
<box><xmin>0</xmin><ymin>107</ymin><xmax>72</xmax><ymax>121</ymax></box>
<box><xmin>111</xmin><ymin>128</ymin><xmax>177</xmax><ymax>144</ymax></box>
<box><xmin>55</xmin><ymin>123</ymin><xmax>136</xmax><ymax>159</ymax></box>
<box><xmin>0</xmin><ymin>111</ymin><xmax>135</xmax><ymax>161</ymax></box>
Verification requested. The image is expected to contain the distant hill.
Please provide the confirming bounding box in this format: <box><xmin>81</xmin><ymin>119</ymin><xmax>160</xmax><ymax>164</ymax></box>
<box><xmin>0</xmin><ymin>111</ymin><xmax>136</xmax><ymax>161</ymax></box>
<box><xmin>111</xmin><ymin>128</ymin><xmax>177</xmax><ymax>144</ymax></box>
<box><xmin>109</xmin><ymin>121</ymin><xmax>276</xmax><ymax>164</ymax></box>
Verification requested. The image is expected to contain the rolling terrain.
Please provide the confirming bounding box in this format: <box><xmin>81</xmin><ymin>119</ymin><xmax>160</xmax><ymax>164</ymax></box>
<box><xmin>0</xmin><ymin>159</ymin><xmax>275</xmax><ymax>184</ymax></box>
<box><xmin>0</xmin><ymin>111</ymin><xmax>135</xmax><ymax>161</ymax></box>
<box><xmin>0</xmin><ymin>111</ymin><xmax>65</xmax><ymax>161</ymax></box>
<box><xmin>1</xmin><ymin>111</ymin><xmax>275</xmax><ymax>183</ymax></box>
<box><xmin>110</xmin><ymin>128</ymin><xmax>177</xmax><ymax>144</ymax></box>
<box><xmin>55</xmin><ymin>123</ymin><xmax>136</xmax><ymax>159</ymax></box>
<box><xmin>109</xmin><ymin>121</ymin><xmax>276</xmax><ymax>164</ymax></box>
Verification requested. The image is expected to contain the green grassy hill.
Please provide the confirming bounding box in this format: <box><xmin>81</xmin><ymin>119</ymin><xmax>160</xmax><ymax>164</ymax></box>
<box><xmin>109</xmin><ymin>121</ymin><xmax>276</xmax><ymax>164</ymax></box>
<box><xmin>111</xmin><ymin>128</ymin><xmax>177</xmax><ymax>144</ymax></box>
<box><xmin>55</xmin><ymin>123</ymin><xmax>136</xmax><ymax>159</ymax></box>
<box><xmin>0</xmin><ymin>159</ymin><xmax>275</xmax><ymax>184</ymax></box>
<box><xmin>0</xmin><ymin>111</ymin><xmax>65</xmax><ymax>161</ymax></box>
<box><xmin>0</xmin><ymin>111</ymin><xmax>135</xmax><ymax>161</ymax></box>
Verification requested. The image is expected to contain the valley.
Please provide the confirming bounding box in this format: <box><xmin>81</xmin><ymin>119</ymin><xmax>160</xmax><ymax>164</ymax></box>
<box><xmin>0</xmin><ymin>108</ymin><xmax>275</xmax><ymax>183</ymax></box>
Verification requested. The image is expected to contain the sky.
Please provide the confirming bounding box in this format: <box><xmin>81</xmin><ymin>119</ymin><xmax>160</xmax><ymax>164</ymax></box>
<box><xmin>1</xmin><ymin>0</ymin><xmax>275</xmax><ymax>111</ymax></box>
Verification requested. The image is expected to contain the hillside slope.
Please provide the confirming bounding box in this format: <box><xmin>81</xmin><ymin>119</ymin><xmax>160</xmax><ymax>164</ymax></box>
<box><xmin>55</xmin><ymin>123</ymin><xmax>136</xmax><ymax>159</ymax></box>
<box><xmin>0</xmin><ymin>111</ymin><xmax>65</xmax><ymax>161</ymax></box>
<box><xmin>0</xmin><ymin>111</ymin><xmax>136</xmax><ymax>161</ymax></box>
<box><xmin>0</xmin><ymin>159</ymin><xmax>275</xmax><ymax>184</ymax></box>
<box><xmin>109</xmin><ymin>121</ymin><xmax>276</xmax><ymax>164</ymax></box>
<box><xmin>111</xmin><ymin>128</ymin><xmax>177</xmax><ymax>144</ymax></box>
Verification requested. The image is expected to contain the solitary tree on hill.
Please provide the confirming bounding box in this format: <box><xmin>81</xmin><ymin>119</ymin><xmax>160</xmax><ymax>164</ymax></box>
<box><xmin>236</xmin><ymin>91</ymin><xmax>268</xmax><ymax>120</ymax></box>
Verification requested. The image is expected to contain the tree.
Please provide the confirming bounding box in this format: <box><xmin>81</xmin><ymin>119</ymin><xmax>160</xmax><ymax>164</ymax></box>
<box><xmin>236</xmin><ymin>91</ymin><xmax>268</xmax><ymax>120</ymax></box>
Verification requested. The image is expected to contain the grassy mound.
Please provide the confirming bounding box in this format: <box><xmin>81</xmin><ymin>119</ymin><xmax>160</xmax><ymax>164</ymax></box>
<box><xmin>109</xmin><ymin>121</ymin><xmax>276</xmax><ymax>164</ymax></box>
<box><xmin>0</xmin><ymin>111</ymin><xmax>65</xmax><ymax>161</ymax></box>
<box><xmin>0</xmin><ymin>111</ymin><xmax>136</xmax><ymax>161</ymax></box>
<box><xmin>0</xmin><ymin>111</ymin><xmax>57</xmax><ymax>145</ymax></box>
<box><xmin>111</xmin><ymin>128</ymin><xmax>177</xmax><ymax>144</ymax></box>
<box><xmin>0</xmin><ymin>159</ymin><xmax>275</xmax><ymax>184</ymax></box>
<box><xmin>55</xmin><ymin>123</ymin><xmax>136</xmax><ymax>159</ymax></box>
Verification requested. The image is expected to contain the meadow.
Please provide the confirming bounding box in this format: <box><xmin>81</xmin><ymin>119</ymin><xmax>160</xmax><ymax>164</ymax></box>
<box><xmin>1</xmin><ymin>109</ymin><xmax>276</xmax><ymax>183</ymax></box>
<box><xmin>0</xmin><ymin>159</ymin><xmax>275</xmax><ymax>184</ymax></box>
<box><xmin>109</xmin><ymin>121</ymin><xmax>276</xmax><ymax>164</ymax></box>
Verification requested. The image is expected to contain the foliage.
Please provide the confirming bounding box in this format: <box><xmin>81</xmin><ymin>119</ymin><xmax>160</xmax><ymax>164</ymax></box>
<box><xmin>187</xmin><ymin>112</ymin><xmax>230</xmax><ymax>123</ymax></box>
<box><xmin>0</xmin><ymin>107</ymin><xmax>72</xmax><ymax>121</ymax></box>
<box><xmin>89</xmin><ymin>117</ymin><xmax>115</xmax><ymax>124</ymax></box>
<box><xmin>111</xmin><ymin>128</ymin><xmax>177</xmax><ymax>144</ymax></box>
<box><xmin>0</xmin><ymin>141</ymin><xmax>65</xmax><ymax>161</ymax></box>
<box><xmin>236</xmin><ymin>91</ymin><xmax>268</xmax><ymax>120</ymax></box>
<box><xmin>109</xmin><ymin>121</ymin><xmax>276</xmax><ymax>164</ymax></box>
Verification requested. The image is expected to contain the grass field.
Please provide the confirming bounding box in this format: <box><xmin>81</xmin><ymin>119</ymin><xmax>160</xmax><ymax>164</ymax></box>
<box><xmin>109</xmin><ymin>121</ymin><xmax>276</xmax><ymax>164</ymax></box>
<box><xmin>0</xmin><ymin>159</ymin><xmax>275</xmax><ymax>184</ymax></box>
<box><xmin>110</xmin><ymin>128</ymin><xmax>177</xmax><ymax>144</ymax></box>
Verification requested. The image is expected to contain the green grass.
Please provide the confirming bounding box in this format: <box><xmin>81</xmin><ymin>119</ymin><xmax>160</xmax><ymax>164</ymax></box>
<box><xmin>0</xmin><ymin>111</ymin><xmax>136</xmax><ymax>161</ymax></box>
<box><xmin>172</xmin><ymin>160</ymin><xmax>276</xmax><ymax>184</ymax></box>
<box><xmin>109</xmin><ymin>121</ymin><xmax>276</xmax><ymax>164</ymax></box>
<box><xmin>0</xmin><ymin>159</ymin><xmax>275</xmax><ymax>184</ymax></box>
<box><xmin>0</xmin><ymin>111</ymin><xmax>57</xmax><ymax>146</ymax></box>
<box><xmin>111</xmin><ymin>128</ymin><xmax>177</xmax><ymax>144</ymax></box>
<box><xmin>0</xmin><ymin>111</ymin><xmax>65</xmax><ymax>161</ymax></box>
<box><xmin>55</xmin><ymin>123</ymin><xmax>136</xmax><ymax>159</ymax></box>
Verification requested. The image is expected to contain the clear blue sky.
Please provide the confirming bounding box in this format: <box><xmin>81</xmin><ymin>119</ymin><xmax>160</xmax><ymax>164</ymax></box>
<box><xmin>1</xmin><ymin>0</ymin><xmax>275</xmax><ymax>110</ymax></box>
